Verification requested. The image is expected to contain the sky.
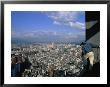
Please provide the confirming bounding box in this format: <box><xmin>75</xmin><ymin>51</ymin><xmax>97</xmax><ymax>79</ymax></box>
<box><xmin>11</xmin><ymin>11</ymin><xmax>85</xmax><ymax>43</ymax></box>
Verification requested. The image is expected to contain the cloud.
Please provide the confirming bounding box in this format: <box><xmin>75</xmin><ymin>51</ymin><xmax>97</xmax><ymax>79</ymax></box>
<box><xmin>69</xmin><ymin>21</ymin><xmax>85</xmax><ymax>30</ymax></box>
<box><xmin>53</xmin><ymin>21</ymin><xmax>61</xmax><ymax>25</ymax></box>
<box><xmin>44</xmin><ymin>11</ymin><xmax>85</xmax><ymax>30</ymax></box>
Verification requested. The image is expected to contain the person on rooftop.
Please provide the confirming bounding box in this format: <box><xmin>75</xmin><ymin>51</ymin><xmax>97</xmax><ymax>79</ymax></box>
<box><xmin>80</xmin><ymin>42</ymin><xmax>99</xmax><ymax>70</ymax></box>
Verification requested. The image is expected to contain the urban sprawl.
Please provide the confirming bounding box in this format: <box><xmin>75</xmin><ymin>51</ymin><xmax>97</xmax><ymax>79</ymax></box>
<box><xmin>11</xmin><ymin>43</ymin><xmax>85</xmax><ymax>77</ymax></box>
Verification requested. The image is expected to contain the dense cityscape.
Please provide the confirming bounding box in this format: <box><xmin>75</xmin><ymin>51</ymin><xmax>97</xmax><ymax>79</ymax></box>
<box><xmin>11</xmin><ymin>11</ymin><xmax>100</xmax><ymax>77</ymax></box>
<box><xmin>11</xmin><ymin>43</ymin><xmax>85</xmax><ymax>77</ymax></box>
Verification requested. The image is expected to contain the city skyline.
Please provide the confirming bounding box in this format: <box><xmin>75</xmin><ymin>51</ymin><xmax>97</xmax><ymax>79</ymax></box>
<box><xmin>11</xmin><ymin>11</ymin><xmax>85</xmax><ymax>44</ymax></box>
